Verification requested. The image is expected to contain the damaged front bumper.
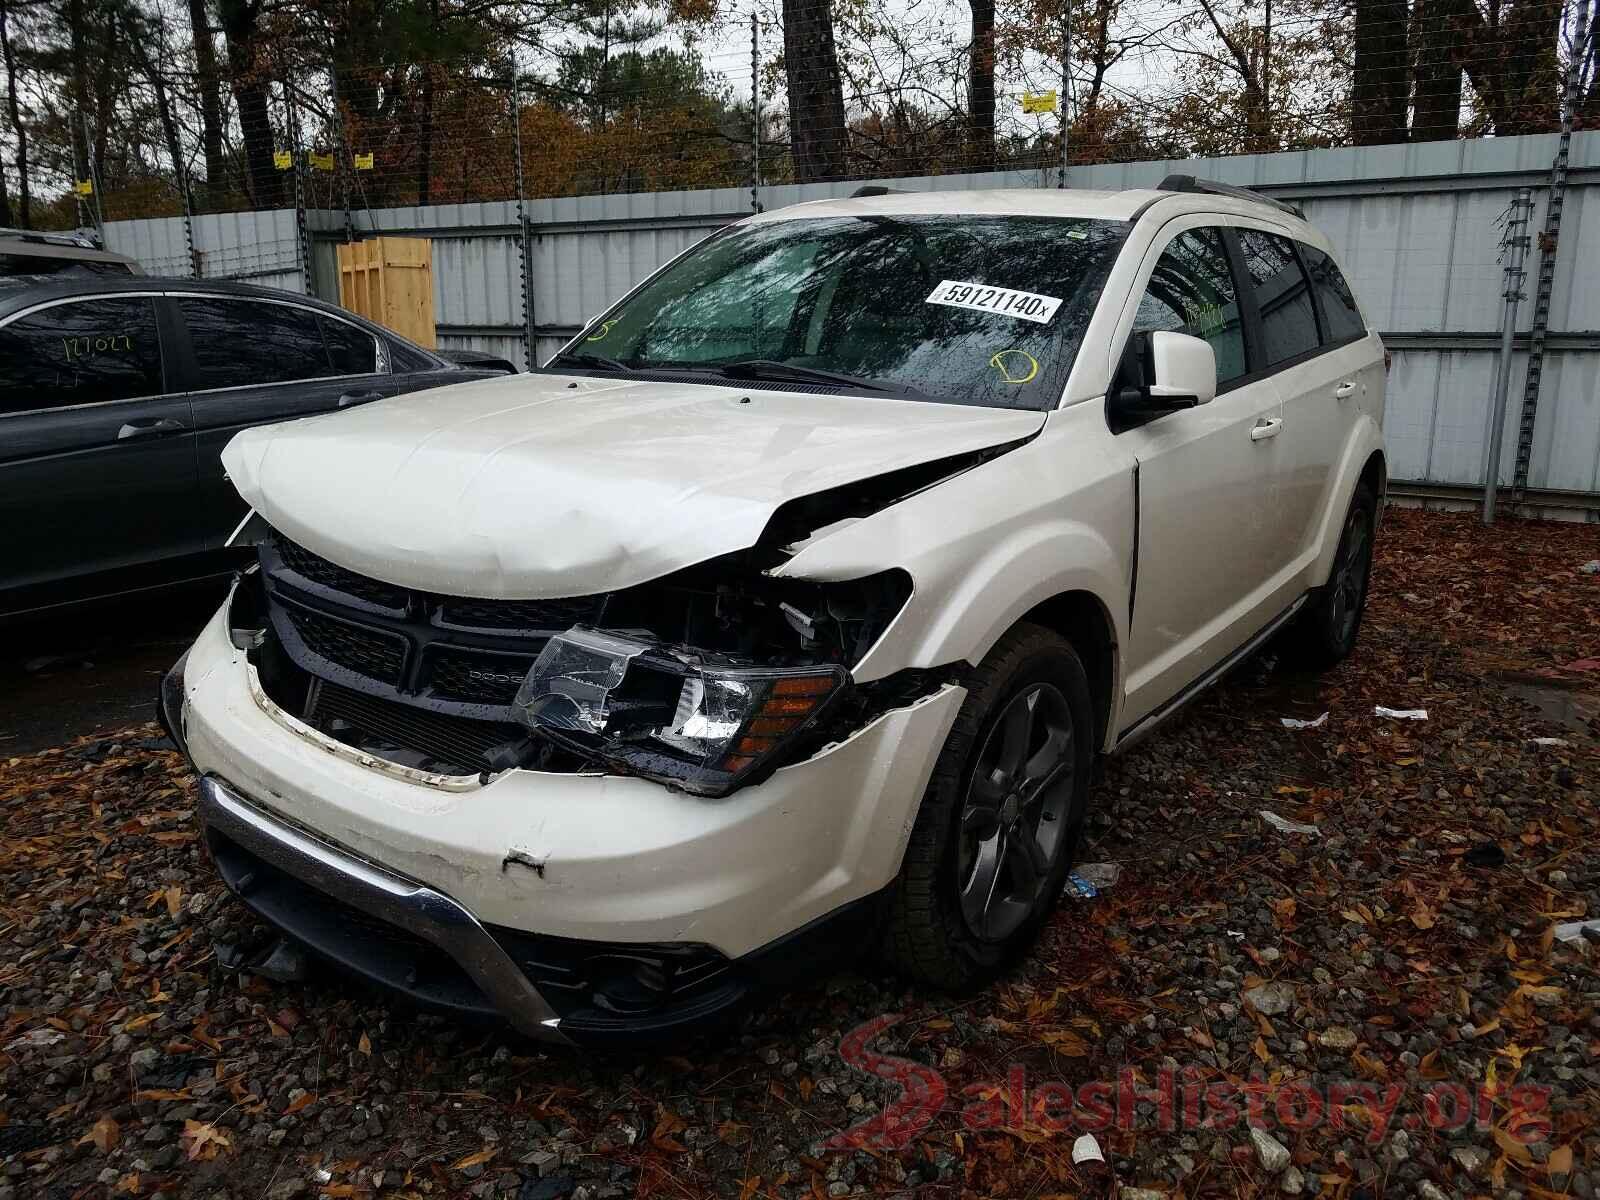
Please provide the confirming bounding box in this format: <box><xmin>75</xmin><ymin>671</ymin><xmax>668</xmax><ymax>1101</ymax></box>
<box><xmin>178</xmin><ymin>592</ymin><xmax>965</xmax><ymax>1042</ymax></box>
<box><xmin>197</xmin><ymin>775</ymin><xmax>570</xmax><ymax>1044</ymax></box>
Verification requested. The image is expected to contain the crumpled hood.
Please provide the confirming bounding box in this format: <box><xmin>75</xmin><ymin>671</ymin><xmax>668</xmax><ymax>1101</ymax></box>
<box><xmin>223</xmin><ymin>372</ymin><xmax>1043</xmax><ymax>597</ymax></box>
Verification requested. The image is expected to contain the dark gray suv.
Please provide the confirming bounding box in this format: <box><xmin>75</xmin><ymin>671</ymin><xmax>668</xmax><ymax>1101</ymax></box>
<box><xmin>0</xmin><ymin>276</ymin><xmax>515</xmax><ymax>616</ymax></box>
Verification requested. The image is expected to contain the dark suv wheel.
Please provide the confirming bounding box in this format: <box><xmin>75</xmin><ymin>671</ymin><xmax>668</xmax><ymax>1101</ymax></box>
<box><xmin>1282</xmin><ymin>480</ymin><xmax>1377</xmax><ymax>669</ymax></box>
<box><xmin>882</xmin><ymin>624</ymin><xmax>1094</xmax><ymax>989</ymax></box>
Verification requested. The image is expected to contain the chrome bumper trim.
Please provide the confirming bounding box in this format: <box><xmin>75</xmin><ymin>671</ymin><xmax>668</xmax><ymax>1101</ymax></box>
<box><xmin>197</xmin><ymin>776</ymin><xmax>569</xmax><ymax>1044</ymax></box>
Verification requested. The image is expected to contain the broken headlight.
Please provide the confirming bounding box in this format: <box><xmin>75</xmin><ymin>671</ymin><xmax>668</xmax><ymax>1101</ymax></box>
<box><xmin>514</xmin><ymin>627</ymin><xmax>848</xmax><ymax>796</ymax></box>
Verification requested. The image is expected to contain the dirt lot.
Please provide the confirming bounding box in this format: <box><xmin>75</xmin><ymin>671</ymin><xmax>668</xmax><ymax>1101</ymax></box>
<box><xmin>3</xmin><ymin>507</ymin><xmax>1597</xmax><ymax>1200</ymax></box>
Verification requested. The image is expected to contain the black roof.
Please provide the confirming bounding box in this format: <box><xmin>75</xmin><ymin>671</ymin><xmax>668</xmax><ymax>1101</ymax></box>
<box><xmin>0</xmin><ymin>274</ymin><xmax>449</xmax><ymax>367</ymax></box>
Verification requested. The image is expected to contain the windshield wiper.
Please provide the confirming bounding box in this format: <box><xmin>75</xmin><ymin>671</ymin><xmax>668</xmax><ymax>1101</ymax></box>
<box><xmin>549</xmin><ymin>350</ymin><xmax>634</xmax><ymax>373</ymax></box>
<box><xmin>713</xmin><ymin>358</ymin><xmax>895</xmax><ymax>393</ymax></box>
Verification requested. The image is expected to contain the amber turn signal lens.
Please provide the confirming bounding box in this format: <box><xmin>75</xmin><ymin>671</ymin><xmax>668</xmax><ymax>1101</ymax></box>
<box><xmin>773</xmin><ymin>675</ymin><xmax>836</xmax><ymax>697</ymax></box>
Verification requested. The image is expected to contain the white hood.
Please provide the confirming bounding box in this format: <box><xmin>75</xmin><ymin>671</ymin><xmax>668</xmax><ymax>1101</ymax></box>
<box><xmin>222</xmin><ymin>372</ymin><xmax>1043</xmax><ymax>597</ymax></box>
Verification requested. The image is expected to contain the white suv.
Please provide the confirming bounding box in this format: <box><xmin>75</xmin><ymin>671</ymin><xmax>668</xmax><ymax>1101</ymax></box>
<box><xmin>165</xmin><ymin>178</ymin><xmax>1385</xmax><ymax>1047</ymax></box>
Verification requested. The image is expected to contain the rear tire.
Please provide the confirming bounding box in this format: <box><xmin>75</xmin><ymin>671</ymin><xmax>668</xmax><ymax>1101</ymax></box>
<box><xmin>882</xmin><ymin>624</ymin><xmax>1094</xmax><ymax>991</ymax></box>
<box><xmin>1281</xmin><ymin>481</ymin><xmax>1377</xmax><ymax>669</ymax></box>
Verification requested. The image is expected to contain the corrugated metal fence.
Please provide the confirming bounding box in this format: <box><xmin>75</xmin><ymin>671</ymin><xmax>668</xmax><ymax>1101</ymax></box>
<box><xmin>102</xmin><ymin>133</ymin><xmax>1600</xmax><ymax>505</ymax></box>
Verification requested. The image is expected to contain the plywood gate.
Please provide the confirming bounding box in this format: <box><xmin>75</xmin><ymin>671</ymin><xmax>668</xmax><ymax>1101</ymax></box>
<box><xmin>336</xmin><ymin>237</ymin><xmax>436</xmax><ymax>348</ymax></box>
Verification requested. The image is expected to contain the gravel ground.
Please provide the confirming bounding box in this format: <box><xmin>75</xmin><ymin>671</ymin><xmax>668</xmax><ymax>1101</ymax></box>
<box><xmin>3</xmin><ymin>507</ymin><xmax>1597</xmax><ymax>1200</ymax></box>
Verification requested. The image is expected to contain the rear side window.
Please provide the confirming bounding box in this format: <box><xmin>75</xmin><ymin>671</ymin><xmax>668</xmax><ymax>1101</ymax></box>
<box><xmin>320</xmin><ymin>316</ymin><xmax>378</xmax><ymax>374</ymax></box>
<box><xmin>180</xmin><ymin>298</ymin><xmax>330</xmax><ymax>389</ymax></box>
<box><xmin>1300</xmin><ymin>245</ymin><xmax>1365</xmax><ymax>343</ymax></box>
<box><xmin>1133</xmin><ymin>227</ymin><xmax>1247</xmax><ymax>385</ymax></box>
<box><xmin>0</xmin><ymin>297</ymin><xmax>163</xmax><ymax>413</ymax></box>
<box><xmin>1236</xmin><ymin>230</ymin><xmax>1320</xmax><ymax>367</ymax></box>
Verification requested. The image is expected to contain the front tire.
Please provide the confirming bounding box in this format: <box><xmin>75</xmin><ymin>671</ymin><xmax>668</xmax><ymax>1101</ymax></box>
<box><xmin>1282</xmin><ymin>480</ymin><xmax>1377</xmax><ymax>669</ymax></box>
<box><xmin>882</xmin><ymin>624</ymin><xmax>1095</xmax><ymax>990</ymax></box>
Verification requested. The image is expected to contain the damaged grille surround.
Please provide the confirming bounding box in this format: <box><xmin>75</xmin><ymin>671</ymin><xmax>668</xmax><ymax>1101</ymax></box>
<box><xmin>247</xmin><ymin>534</ymin><xmax>921</xmax><ymax>787</ymax></box>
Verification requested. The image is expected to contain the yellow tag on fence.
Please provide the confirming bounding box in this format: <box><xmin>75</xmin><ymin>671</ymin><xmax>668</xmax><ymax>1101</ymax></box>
<box><xmin>354</xmin><ymin>152</ymin><xmax>374</xmax><ymax>170</ymax></box>
<box><xmin>309</xmin><ymin>151</ymin><xmax>335</xmax><ymax>171</ymax></box>
<box><xmin>74</xmin><ymin>179</ymin><xmax>93</xmax><ymax>196</ymax></box>
<box><xmin>273</xmin><ymin>150</ymin><xmax>293</xmax><ymax>170</ymax></box>
<box><xmin>1021</xmin><ymin>90</ymin><xmax>1058</xmax><ymax>114</ymax></box>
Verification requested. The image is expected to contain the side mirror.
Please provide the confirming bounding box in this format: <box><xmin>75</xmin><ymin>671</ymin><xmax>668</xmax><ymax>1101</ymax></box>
<box><xmin>1148</xmin><ymin>330</ymin><xmax>1216</xmax><ymax>406</ymax></box>
<box><xmin>1109</xmin><ymin>330</ymin><xmax>1217</xmax><ymax>430</ymax></box>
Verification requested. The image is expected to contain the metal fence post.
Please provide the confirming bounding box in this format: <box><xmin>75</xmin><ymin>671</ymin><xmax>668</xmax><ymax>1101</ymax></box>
<box><xmin>511</xmin><ymin>58</ymin><xmax>535</xmax><ymax>370</ymax></box>
<box><xmin>285</xmin><ymin>73</ymin><xmax>312</xmax><ymax>295</ymax></box>
<box><xmin>1510</xmin><ymin>0</ymin><xmax>1591</xmax><ymax>503</ymax></box>
<box><xmin>751</xmin><ymin>9</ymin><xmax>762</xmax><ymax>213</ymax></box>
<box><xmin>1482</xmin><ymin>187</ymin><xmax>1532</xmax><ymax>525</ymax></box>
<box><xmin>1058</xmin><ymin>0</ymin><xmax>1072</xmax><ymax>187</ymax></box>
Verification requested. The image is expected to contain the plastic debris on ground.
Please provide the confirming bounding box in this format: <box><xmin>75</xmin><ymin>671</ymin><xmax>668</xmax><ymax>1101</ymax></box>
<box><xmin>1063</xmin><ymin>861</ymin><xmax>1121</xmax><ymax>900</ymax></box>
<box><xmin>1259</xmin><ymin>809</ymin><xmax>1321</xmax><ymax>836</ymax></box>
<box><xmin>1579</xmin><ymin>559</ymin><xmax>1600</xmax><ymax>574</ymax></box>
<box><xmin>1532</xmin><ymin>737</ymin><xmax>1569</xmax><ymax>747</ymax></box>
<box><xmin>1554</xmin><ymin>918</ymin><xmax>1600</xmax><ymax>944</ymax></box>
<box><xmin>1072</xmin><ymin>1133</ymin><xmax>1106</xmax><ymax>1165</ymax></box>
<box><xmin>1280</xmin><ymin>712</ymin><xmax>1329</xmax><ymax>729</ymax></box>
<box><xmin>1375</xmin><ymin>706</ymin><xmax>1428</xmax><ymax>720</ymax></box>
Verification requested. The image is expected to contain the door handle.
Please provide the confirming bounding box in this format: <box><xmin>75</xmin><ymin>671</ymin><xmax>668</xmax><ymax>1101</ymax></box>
<box><xmin>1334</xmin><ymin>381</ymin><xmax>1356</xmax><ymax>400</ymax></box>
<box><xmin>116</xmin><ymin>417</ymin><xmax>187</xmax><ymax>441</ymax></box>
<box><xmin>337</xmin><ymin>390</ymin><xmax>386</xmax><ymax>408</ymax></box>
<box><xmin>1250</xmin><ymin>417</ymin><xmax>1283</xmax><ymax>441</ymax></box>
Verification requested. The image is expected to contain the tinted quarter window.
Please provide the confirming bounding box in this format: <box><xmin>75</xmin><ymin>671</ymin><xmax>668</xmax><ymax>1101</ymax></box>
<box><xmin>1236</xmin><ymin>230</ymin><xmax>1320</xmax><ymax>366</ymax></box>
<box><xmin>388</xmin><ymin>340</ymin><xmax>433</xmax><ymax>372</ymax></box>
<box><xmin>1133</xmin><ymin>227</ymin><xmax>1246</xmax><ymax>384</ymax></box>
<box><xmin>1300</xmin><ymin>245</ymin><xmax>1366</xmax><ymax>343</ymax></box>
<box><xmin>320</xmin><ymin>316</ymin><xmax>377</xmax><ymax>374</ymax></box>
<box><xmin>180</xmin><ymin>298</ymin><xmax>330</xmax><ymax>389</ymax></box>
<box><xmin>0</xmin><ymin>296</ymin><xmax>162</xmax><ymax>413</ymax></box>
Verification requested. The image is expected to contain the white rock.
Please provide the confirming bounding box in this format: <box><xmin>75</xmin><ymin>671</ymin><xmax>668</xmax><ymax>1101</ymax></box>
<box><xmin>1244</xmin><ymin>982</ymin><xmax>1296</xmax><ymax>1016</ymax></box>
<box><xmin>1318</xmin><ymin>1026</ymin><xmax>1358</xmax><ymax>1051</ymax></box>
<box><xmin>1282</xmin><ymin>1166</ymin><xmax>1306</xmax><ymax>1195</ymax></box>
<box><xmin>1251</xmin><ymin>1128</ymin><xmax>1291</xmax><ymax>1173</ymax></box>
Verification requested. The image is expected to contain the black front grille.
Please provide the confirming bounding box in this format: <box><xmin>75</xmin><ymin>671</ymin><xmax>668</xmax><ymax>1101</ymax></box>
<box><xmin>438</xmin><ymin>595</ymin><xmax>603</xmax><ymax>632</ymax></box>
<box><xmin>285</xmin><ymin>606</ymin><xmax>408</xmax><ymax>685</ymax></box>
<box><xmin>275</xmin><ymin>537</ymin><xmax>408</xmax><ymax>610</ymax></box>
<box><xmin>428</xmin><ymin>651</ymin><xmax>532</xmax><ymax>706</ymax></box>
<box><xmin>307</xmin><ymin>680</ymin><xmax>521</xmax><ymax>775</ymax></box>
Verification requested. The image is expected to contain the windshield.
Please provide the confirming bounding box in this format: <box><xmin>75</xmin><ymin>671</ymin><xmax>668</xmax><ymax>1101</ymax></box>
<box><xmin>553</xmin><ymin>214</ymin><xmax>1127</xmax><ymax>410</ymax></box>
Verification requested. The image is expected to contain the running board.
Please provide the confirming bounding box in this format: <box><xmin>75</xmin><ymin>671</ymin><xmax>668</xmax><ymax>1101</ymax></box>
<box><xmin>1113</xmin><ymin>596</ymin><xmax>1308</xmax><ymax>752</ymax></box>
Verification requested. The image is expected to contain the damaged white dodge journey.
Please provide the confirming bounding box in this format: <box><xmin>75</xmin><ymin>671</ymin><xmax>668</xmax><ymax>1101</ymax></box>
<box><xmin>163</xmin><ymin>177</ymin><xmax>1386</xmax><ymax>1046</ymax></box>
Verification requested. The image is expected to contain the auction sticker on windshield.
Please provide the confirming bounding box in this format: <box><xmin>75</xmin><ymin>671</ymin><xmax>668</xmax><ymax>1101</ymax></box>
<box><xmin>926</xmin><ymin>280</ymin><xmax>1062</xmax><ymax>324</ymax></box>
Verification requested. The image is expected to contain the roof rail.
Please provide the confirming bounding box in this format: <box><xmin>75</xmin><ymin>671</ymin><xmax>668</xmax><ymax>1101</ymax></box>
<box><xmin>849</xmin><ymin>185</ymin><xmax>906</xmax><ymax>198</ymax></box>
<box><xmin>1156</xmin><ymin>174</ymin><xmax>1304</xmax><ymax>219</ymax></box>
<box><xmin>0</xmin><ymin>227</ymin><xmax>101</xmax><ymax>249</ymax></box>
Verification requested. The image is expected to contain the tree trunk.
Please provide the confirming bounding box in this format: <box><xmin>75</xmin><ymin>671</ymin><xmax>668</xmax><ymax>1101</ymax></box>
<box><xmin>220</xmin><ymin>0</ymin><xmax>281</xmax><ymax>208</ymax></box>
<box><xmin>0</xmin><ymin>157</ymin><xmax>10</xmax><ymax>226</ymax></box>
<box><xmin>1353</xmin><ymin>0</ymin><xmax>1409</xmax><ymax>144</ymax></box>
<box><xmin>967</xmin><ymin>0</ymin><xmax>995</xmax><ymax>169</ymax></box>
<box><xmin>66</xmin><ymin>0</ymin><xmax>90</xmax><ymax>182</ymax></box>
<box><xmin>1410</xmin><ymin>0</ymin><xmax>1463</xmax><ymax>141</ymax></box>
<box><xmin>417</xmin><ymin>64</ymin><xmax>434</xmax><ymax>205</ymax></box>
<box><xmin>187</xmin><ymin>0</ymin><xmax>226</xmax><ymax>203</ymax></box>
<box><xmin>781</xmin><ymin>0</ymin><xmax>848</xmax><ymax>181</ymax></box>
<box><xmin>0</xmin><ymin>0</ymin><xmax>28</xmax><ymax>227</ymax></box>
